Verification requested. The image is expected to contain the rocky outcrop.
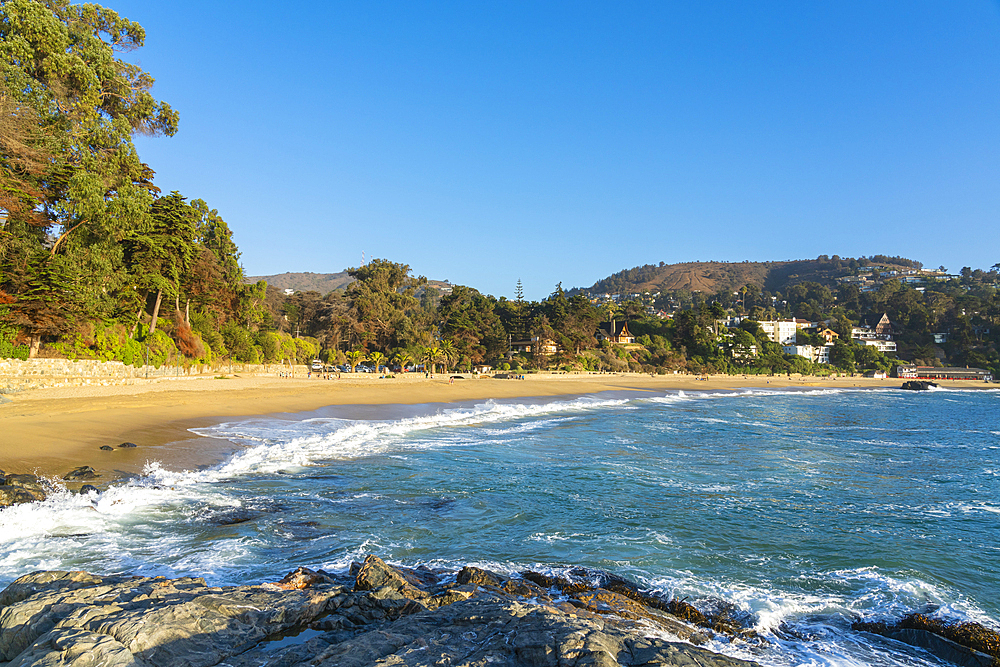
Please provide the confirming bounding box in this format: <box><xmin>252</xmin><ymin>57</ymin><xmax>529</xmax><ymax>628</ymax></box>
<box><xmin>854</xmin><ymin>614</ymin><xmax>1000</xmax><ymax>667</ymax></box>
<box><xmin>901</xmin><ymin>380</ymin><xmax>939</xmax><ymax>391</ymax></box>
<box><xmin>61</xmin><ymin>466</ymin><xmax>100</xmax><ymax>481</ymax></box>
<box><xmin>0</xmin><ymin>473</ymin><xmax>48</xmax><ymax>508</ymax></box>
<box><xmin>0</xmin><ymin>556</ymin><xmax>760</xmax><ymax>667</ymax></box>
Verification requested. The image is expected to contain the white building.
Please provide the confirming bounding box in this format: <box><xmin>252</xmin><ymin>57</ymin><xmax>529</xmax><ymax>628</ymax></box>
<box><xmin>860</xmin><ymin>339</ymin><xmax>897</xmax><ymax>353</ymax></box>
<box><xmin>783</xmin><ymin>344</ymin><xmax>831</xmax><ymax>364</ymax></box>
<box><xmin>852</xmin><ymin>314</ymin><xmax>896</xmax><ymax>353</ymax></box>
<box><xmin>759</xmin><ymin>320</ymin><xmax>797</xmax><ymax>345</ymax></box>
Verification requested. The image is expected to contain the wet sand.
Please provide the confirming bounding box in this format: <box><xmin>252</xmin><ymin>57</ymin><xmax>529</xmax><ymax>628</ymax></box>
<box><xmin>0</xmin><ymin>372</ymin><xmax>986</xmax><ymax>480</ymax></box>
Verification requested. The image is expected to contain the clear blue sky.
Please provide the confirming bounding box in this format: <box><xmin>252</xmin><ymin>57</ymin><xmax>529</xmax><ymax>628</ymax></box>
<box><xmin>119</xmin><ymin>1</ymin><xmax>1000</xmax><ymax>300</ymax></box>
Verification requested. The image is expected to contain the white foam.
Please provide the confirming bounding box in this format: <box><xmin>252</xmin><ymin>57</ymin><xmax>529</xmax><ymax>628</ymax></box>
<box><xmin>0</xmin><ymin>395</ymin><xmax>634</xmax><ymax>582</ymax></box>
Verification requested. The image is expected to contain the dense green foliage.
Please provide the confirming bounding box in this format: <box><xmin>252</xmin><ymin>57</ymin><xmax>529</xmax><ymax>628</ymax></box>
<box><xmin>0</xmin><ymin>0</ymin><xmax>280</xmax><ymax>365</ymax></box>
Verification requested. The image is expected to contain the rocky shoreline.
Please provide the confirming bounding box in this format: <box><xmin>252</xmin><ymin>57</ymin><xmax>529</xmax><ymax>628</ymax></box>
<box><xmin>3</xmin><ymin>555</ymin><xmax>1000</xmax><ymax>666</ymax></box>
<box><xmin>0</xmin><ymin>469</ymin><xmax>104</xmax><ymax>508</ymax></box>
<box><xmin>0</xmin><ymin>555</ymin><xmax>759</xmax><ymax>667</ymax></box>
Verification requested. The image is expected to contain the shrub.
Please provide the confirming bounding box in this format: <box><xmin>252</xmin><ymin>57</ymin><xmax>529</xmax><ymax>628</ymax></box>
<box><xmin>0</xmin><ymin>324</ymin><xmax>28</xmax><ymax>360</ymax></box>
<box><xmin>146</xmin><ymin>329</ymin><xmax>178</xmax><ymax>367</ymax></box>
<box><xmin>221</xmin><ymin>323</ymin><xmax>260</xmax><ymax>363</ymax></box>
<box><xmin>173</xmin><ymin>315</ymin><xmax>206</xmax><ymax>358</ymax></box>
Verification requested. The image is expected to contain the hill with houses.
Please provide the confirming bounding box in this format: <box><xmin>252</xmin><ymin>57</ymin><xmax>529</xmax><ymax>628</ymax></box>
<box><xmin>571</xmin><ymin>255</ymin><xmax>927</xmax><ymax>298</ymax></box>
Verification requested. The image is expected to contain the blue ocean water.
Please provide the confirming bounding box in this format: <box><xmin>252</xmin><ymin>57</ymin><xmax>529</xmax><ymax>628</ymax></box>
<box><xmin>1</xmin><ymin>386</ymin><xmax>998</xmax><ymax>666</ymax></box>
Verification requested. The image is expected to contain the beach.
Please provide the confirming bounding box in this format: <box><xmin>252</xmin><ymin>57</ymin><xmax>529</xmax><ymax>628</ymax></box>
<box><xmin>0</xmin><ymin>371</ymin><xmax>986</xmax><ymax>479</ymax></box>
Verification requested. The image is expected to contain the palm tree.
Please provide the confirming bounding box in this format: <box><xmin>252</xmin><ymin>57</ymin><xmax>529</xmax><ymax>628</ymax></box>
<box><xmin>422</xmin><ymin>346</ymin><xmax>441</xmax><ymax>374</ymax></box>
<box><xmin>368</xmin><ymin>351</ymin><xmax>385</xmax><ymax>373</ymax></box>
<box><xmin>393</xmin><ymin>351</ymin><xmax>412</xmax><ymax>372</ymax></box>
<box><xmin>345</xmin><ymin>349</ymin><xmax>366</xmax><ymax>373</ymax></box>
<box><xmin>439</xmin><ymin>340</ymin><xmax>456</xmax><ymax>372</ymax></box>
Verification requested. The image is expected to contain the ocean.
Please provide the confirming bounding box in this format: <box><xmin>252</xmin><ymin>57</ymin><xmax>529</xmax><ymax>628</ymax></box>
<box><xmin>1</xmin><ymin>386</ymin><xmax>997</xmax><ymax>666</ymax></box>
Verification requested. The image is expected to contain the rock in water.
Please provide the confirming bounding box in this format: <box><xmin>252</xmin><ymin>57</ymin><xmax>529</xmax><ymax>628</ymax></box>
<box><xmin>0</xmin><ymin>558</ymin><xmax>760</xmax><ymax>667</ymax></box>
<box><xmin>854</xmin><ymin>613</ymin><xmax>1000</xmax><ymax>667</ymax></box>
<box><xmin>62</xmin><ymin>466</ymin><xmax>100</xmax><ymax>481</ymax></box>
<box><xmin>3</xmin><ymin>473</ymin><xmax>46</xmax><ymax>493</ymax></box>
<box><xmin>0</xmin><ymin>473</ymin><xmax>48</xmax><ymax>507</ymax></box>
<box><xmin>0</xmin><ymin>486</ymin><xmax>40</xmax><ymax>508</ymax></box>
<box><xmin>79</xmin><ymin>484</ymin><xmax>100</xmax><ymax>495</ymax></box>
<box><xmin>901</xmin><ymin>380</ymin><xmax>938</xmax><ymax>391</ymax></box>
<box><xmin>118</xmin><ymin>442</ymin><xmax>138</xmax><ymax>448</ymax></box>
<box><xmin>100</xmin><ymin>445</ymin><xmax>114</xmax><ymax>451</ymax></box>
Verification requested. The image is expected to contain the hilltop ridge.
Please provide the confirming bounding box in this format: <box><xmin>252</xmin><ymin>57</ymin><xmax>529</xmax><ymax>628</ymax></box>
<box><xmin>247</xmin><ymin>271</ymin><xmax>455</xmax><ymax>296</ymax></box>
<box><xmin>572</xmin><ymin>255</ymin><xmax>925</xmax><ymax>296</ymax></box>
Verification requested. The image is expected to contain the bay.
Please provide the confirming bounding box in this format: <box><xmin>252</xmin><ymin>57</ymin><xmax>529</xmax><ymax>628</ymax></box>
<box><xmin>1</xmin><ymin>386</ymin><xmax>997</xmax><ymax>666</ymax></box>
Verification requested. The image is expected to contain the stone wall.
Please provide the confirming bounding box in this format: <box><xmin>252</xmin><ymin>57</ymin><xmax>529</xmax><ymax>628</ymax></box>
<box><xmin>0</xmin><ymin>358</ymin><xmax>308</xmax><ymax>393</ymax></box>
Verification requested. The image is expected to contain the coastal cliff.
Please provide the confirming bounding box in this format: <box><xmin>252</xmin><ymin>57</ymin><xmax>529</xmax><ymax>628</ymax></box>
<box><xmin>0</xmin><ymin>555</ymin><xmax>757</xmax><ymax>667</ymax></box>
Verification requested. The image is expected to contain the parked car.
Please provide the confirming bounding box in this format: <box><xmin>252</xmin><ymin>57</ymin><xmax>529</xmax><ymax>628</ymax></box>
<box><xmin>310</xmin><ymin>359</ymin><xmax>323</xmax><ymax>372</ymax></box>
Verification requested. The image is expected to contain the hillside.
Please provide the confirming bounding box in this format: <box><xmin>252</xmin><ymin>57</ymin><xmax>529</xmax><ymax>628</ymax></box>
<box><xmin>248</xmin><ymin>271</ymin><xmax>454</xmax><ymax>296</ymax></box>
<box><xmin>574</xmin><ymin>255</ymin><xmax>923</xmax><ymax>296</ymax></box>
<box><xmin>247</xmin><ymin>272</ymin><xmax>354</xmax><ymax>294</ymax></box>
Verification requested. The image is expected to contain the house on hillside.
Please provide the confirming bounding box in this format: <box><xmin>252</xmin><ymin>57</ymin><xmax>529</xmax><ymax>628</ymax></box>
<box><xmin>509</xmin><ymin>337</ymin><xmax>559</xmax><ymax>356</ymax></box>
<box><xmin>783</xmin><ymin>344</ymin><xmax>831</xmax><ymax>364</ymax></box>
<box><xmin>817</xmin><ymin>328</ymin><xmax>840</xmax><ymax>344</ymax></box>
<box><xmin>852</xmin><ymin>313</ymin><xmax>897</xmax><ymax>353</ymax></box>
<box><xmin>758</xmin><ymin>320</ymin><xmax>797</xmax><ymax>346</ymax></box>
<box><xmin>597</xmin><ymin>321</ymin><xmax>635</xmax><ymax>344</ymax></box>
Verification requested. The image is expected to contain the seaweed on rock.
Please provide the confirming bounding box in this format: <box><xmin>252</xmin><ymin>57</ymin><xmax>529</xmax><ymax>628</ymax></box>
<box><xmin>854</xmin><ymin>613</ymin><xmax>1000</xmax><ymax>667</ymax></box>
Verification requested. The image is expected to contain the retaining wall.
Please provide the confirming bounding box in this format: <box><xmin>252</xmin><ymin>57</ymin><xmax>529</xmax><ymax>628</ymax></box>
<box><xmin>0</xmin><ymin>358</ymin><xmax>307</xmax><ymax>393</ymax></box>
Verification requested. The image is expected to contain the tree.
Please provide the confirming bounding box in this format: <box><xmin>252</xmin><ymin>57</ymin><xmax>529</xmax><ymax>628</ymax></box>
<box><xmin>559</xmin><ymin>295</ymin><xmax>601</xmax><ymax>355</ymax></box>
<box><xmin>439</xmin><ymin>339</ymin><xmax>456</xmax><ymax>371</ymax></box>
<box><xmin>1</xmin><ymin>0</ymin><xmax>177</xmax><ymax>253</ymax></box>
<box><xmin>346</xmin><ymin>259</ymin><xmax>426</xmax><ymax>350</ymax></box>
<box><xmin>422</xmin><ymin>346</ymin><xmax>441</xmax><ymax>374</ymax></box>
<box><xmin>2</xmin><ymin>0</ymin><xmax>178</xmax><ymax>350</ymax></box>
<box><xmin>368</xmin><ymin>350</ymin><xmax>385</xmax><ymax>373</ymax></box>
<box><xmin>124</xmin><ymin>193</ymin><xmax>198</xmax><ymax>334</ymax></box>
<box><xmin>829</xmin><ymin>339</ymin><xmax>856</xmax><ymax>372</ymax></box>
<box><xmin>513</xmin><ymin>279</ymin><xmax>527</xmax><ymax>339</ymax></box>
<box><xmin>392</xmin><ymin>350</ymin><xmax>412</xmax><ymax>372</ymax></box>
<box><xmin>438</xmin><ymin>285</ymin><xmax>507</xmax><ymax>365</ymax></box>
<box><xmin>729</xmin><ymin>329</ymin><xmax>757</xmax><ymax>364</ymax></box>
<box><xmin>345</xmin><ymin>349</ymin><xmax>366</xmax><ymax>372</ymax></box>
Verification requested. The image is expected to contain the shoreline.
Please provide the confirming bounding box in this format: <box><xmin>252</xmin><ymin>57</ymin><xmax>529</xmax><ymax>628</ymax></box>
<box><xmin>0</xmin><ymin>371</ymin><xmax>991</xmax><ymax>480</ymax></box>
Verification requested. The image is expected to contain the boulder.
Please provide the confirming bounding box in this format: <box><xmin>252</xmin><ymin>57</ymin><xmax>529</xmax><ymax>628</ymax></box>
<box><xmin>0</xmin><ymin>474</ymin><xmax>47</xmax><ymax>507</ymax></box>
<box><xmin>62</xmin><ymin>466</ymin><xmax>100</xmax><ymax>481</ymax></box>
<box><xmin>79</xmin><ymin>484</ymin><xmax>100</xmax><ymax>495</ymax></box>
<box><xmin>118</xmin><ymin>442</ymin><xmax>138</xmax><ymax>448</ymax></box>
<box><xmin>854</xmin><ymin>613</ymin><xmax>1000</xmax><ymax>667</ymax></box>
<box><xmin>272</xmin><ymin>567</ymin><xmax>338</xmax><ymax>590</ymax></box>
<box><xmin>353</xmin><ymin>555</ymin><xmax>428</xmax><ymax>601</ymax></box>
<box><xmin>99</xmin><ymin>445</ymin><xmax>114</xmax><ymax>451</ymax></box>
<box><xmin>0</xmin><ymin>487</ymin><xmax>41</xmax><ymax>508</ymax></box>
<box><xmin>901</xmin><ymin>380</ymin><xmax>939</xmax><ymax>391</ymax></box>
<box><xmin>3</xmin><ymin>474</ymin><xmax>46</xmax><ymax>493</ymax></box>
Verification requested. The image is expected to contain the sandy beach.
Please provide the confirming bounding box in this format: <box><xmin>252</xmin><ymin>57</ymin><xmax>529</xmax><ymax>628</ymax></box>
<box><xmin>0</xmin><ymin>371</ymin><xmax>988</xmax><ymax>480</ymax></box>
